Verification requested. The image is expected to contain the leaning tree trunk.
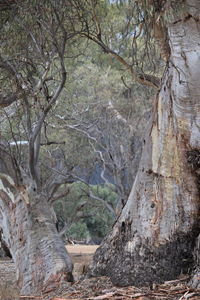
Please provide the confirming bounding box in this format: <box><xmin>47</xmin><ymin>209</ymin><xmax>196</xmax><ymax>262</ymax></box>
<box><xmin>89</xmin><ymin>9</ymin><xmax>200</xmax><ymax>288</ymax></box>
<box><xmin>0</xmin><ymin>174</ymin><xmax>73</xmax><ymax>295</ymax></box>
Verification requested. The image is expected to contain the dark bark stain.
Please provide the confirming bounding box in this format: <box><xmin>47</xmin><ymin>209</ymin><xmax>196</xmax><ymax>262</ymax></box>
<box><xmin>89</xmin><ymin>222</ymin><xmax>200</xmax><ymax>287</ymax></box>
<box><xmin>173</xmin><ymin>14</ymin><xmax>196</xmax><ymax>25</ymax></box>
<box><xmin>186</xmin><ymin>149</ymin><xmax>200</xmax><ymax>192</ymax></box>
<box><xmin>187</xmin><ymin>149</ymin><xmax>200</xmax><ymax>171</ymax></box>
<box><xmin>121</xmin><ymin>222</ymin><xmax>126</xmax><ymax>233</ymax></box>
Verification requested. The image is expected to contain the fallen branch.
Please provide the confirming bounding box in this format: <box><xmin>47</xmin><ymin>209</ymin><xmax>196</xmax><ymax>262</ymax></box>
<box><xmin>19</xmin><ymin>296</ymin><xmax>43</xmax><ymax>299</ymax></box>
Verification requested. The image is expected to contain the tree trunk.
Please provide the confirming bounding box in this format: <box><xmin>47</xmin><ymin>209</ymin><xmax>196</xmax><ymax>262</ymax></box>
<box><xmin>89</xmin><ymin>11</ymin><xmax>200</xmax><ymax>288</ymax></box>
<box><xmin>0</xmin><ymin>174</ymin><xmax>73</xmax><ymax>295</ymax></box>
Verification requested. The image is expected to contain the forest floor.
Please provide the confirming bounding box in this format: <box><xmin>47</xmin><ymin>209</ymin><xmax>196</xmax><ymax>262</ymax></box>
<box><xmin>0</xmin><ymin>245</ymin><xmax>200</xmax><ymax>300</ymax></box>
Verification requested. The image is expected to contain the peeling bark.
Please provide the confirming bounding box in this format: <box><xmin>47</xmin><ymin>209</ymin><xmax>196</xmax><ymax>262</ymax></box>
<box><xmin>89</xmin><ymin>12</ymin><xmax>200</xmax><ymax>288</ymax></box>
<box><xmin>0</xmin><ymin>174</ymin><xmax>73</xmax><ymax>295</ymax></box>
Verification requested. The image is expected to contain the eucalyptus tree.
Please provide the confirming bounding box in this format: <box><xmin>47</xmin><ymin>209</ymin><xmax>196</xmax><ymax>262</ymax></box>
<box><xmin>81</xmin><ymin>0</ymin><xmax>200</xmax><ymax>289</ymax></box>
<box><xmin>53</xmin><ymin>60</ymin><xmax>150</xmax><ymax>215</ymax></box>
<box><xmin>0</xmin><ymin>0</ymin><xmax>87</xmax><ymax>295</ymax></box>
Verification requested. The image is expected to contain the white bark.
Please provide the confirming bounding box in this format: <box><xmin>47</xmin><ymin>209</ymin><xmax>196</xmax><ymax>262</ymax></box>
<box><xmin>89</xmin><ymin>11</ymin><xmax>200</xmax><ymax>288</ymax></box>
<box><xmin>0</xmin><ymin>174</ymin><xmax>73</xmax><ymax>295</ymax></box>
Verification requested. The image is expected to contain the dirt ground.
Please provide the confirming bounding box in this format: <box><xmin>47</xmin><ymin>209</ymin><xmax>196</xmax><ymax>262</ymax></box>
<box><xmin>0</xmin><ymin>245</ymin><xmax>200</xmax><ymax>300</ymax></box>
<box><xmin>66</xmin><ymin>245</ymin><xmax>99</xmax><ymax>281</ymax></box>
<box><xmin>0</xmin><ymin>245</ymin><xmax>99</xmax><ymax>300</ymax></box>
<box><xmin>66</xmin><ymin>245</ymin><xmax>99</xmax><ymax>255</ymax></box>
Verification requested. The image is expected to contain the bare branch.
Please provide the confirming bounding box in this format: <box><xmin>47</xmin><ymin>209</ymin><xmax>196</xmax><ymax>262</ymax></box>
<box><xmin>30</xmin><ymin>65</ymin><xmax>67</xmax><ymax>144</ymax></box>
<box><xmin>9</xmin><ymin>141</ymin><xmax>29</xmax><ymax>146</ymax></box>
<box><xmin>58</xmin><ymin>222</ymin><xmax>70</xmax><ymax>238</ymax></box>
<box><xmin>33</xmin><ymin>130</ymin><xmax>41</xmax><ymax>167</ymax></box>
<box><xmin>41</xmin><ymin>160</ymin><xmax>75</xmax><ymax>200</ymax></box>
<box><xmin>50</xmin><ymin>188</ymin><xmax>70</xmax><ymax>204</ymax></box>
<box><xmin>34</xmin><ymin>61</ymin><xmax>51</xmax><ymax>94</ymax></box>
<box><xmin>8</xmin><ymin>141</ymin><xmax>65</xmax><ymax>147</ymax></box>
<box><xmin>71</xmin><ymin>175</ymin><xmax>116</xmax><ymax>218</ymax></box>
<box><xmin>40</xmin><ymin>141</ymin><xmax>66</xmax><ymax>146</ymax></box>
<box><xmin>81</xmin><ymin>32</ymin><xmax>160</xmax><ymax>88</ymax></box>
<box><xmin>107</xmin><ymin>101</ymin><xmax>133</xmax><ymax>132</ymax></box>
<box><xmin>28</xmin><ymin>41</ymin><xmax>67</xmax><ymax>187</ymax></box>
<box><xmin>89</xmin><ymin>0</ymin><xmax>102</xmax><ymax>40</ymax></box>
<box><xmin>22</xmin><ymin>97</ymin><xmax>32</xmax><ymax>136</ymax></box>
<box><xmin>88</xmin><ymin>190</ymin><xmax>116</xmax><ymax>219</ymax></box>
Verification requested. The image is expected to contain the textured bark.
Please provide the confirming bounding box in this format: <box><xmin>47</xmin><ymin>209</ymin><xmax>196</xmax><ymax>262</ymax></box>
<box><xmin>89</xmin><ymin>7</ymin><xmax>200</xmax><ymax>288</ymax></box>
<box><xmin>0</xmin><ymin>174</ymin><xmax>73</xmax><ymax>295</ymax></box>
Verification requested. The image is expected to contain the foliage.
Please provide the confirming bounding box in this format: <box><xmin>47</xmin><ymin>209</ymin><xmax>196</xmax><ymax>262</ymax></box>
<box><xmin>1</xmin><ymin>0</ymin><xmax>158</xmax><ymax>241</ymax></box>
<box><xmin>67</xmin><ymin>222</ymin><xmax>88</xmax><ymax>240</ymax></box>
<box><xmin>54</xmin><ymin>181</ymin><xmax>118</xmax><ymax>241</ymax></box>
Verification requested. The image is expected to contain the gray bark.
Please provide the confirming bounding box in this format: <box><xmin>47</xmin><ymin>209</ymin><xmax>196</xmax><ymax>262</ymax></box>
<box><xmin>89</xmin><ymin>7</ymin><xmax>200</xmax><ymax>288</ymax></box>
<box><xmin>0</xmin><ymin>173</ymin><xmax>73</xmax><ymax>295</ymax></box>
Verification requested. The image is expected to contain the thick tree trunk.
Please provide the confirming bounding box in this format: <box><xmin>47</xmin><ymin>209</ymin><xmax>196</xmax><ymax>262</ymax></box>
<box><xmin>89</xmin><ymin>12</ymin><xmax>200</xmax><ymax>288</ymax></box>
<box><xmin>0</xmin><ymin>174</ymin><xmax>73</xmax><ymax>295</ymax></box>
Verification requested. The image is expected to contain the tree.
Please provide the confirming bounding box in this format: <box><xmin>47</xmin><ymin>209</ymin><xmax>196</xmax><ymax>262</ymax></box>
<box><xmin>0</xmin><ymin>0</ymin><xmax>85</xmax><ymax>295</ymax></box>
<box><xmin>87</xmin><ymin>0</ymin><xmax>200</xmax><ymax>289</ymax></box>
<box><xmin>54</xmin><ymin>182</ymin><xmax>118</xmax><ymax>243</ymax></box>
<box><xmin>53</xmin><ymin>56</ymin><xmax>155</xmax><ymax>213</ymax></box>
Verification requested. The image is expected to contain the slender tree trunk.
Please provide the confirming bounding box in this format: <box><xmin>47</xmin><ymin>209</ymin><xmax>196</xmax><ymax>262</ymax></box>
<box><xmin>89</xmin><ymin>13</ymin><xmax>200</xmax><ymax>288</ymax></box>
<box><xmin>0</xmin><ymin>174</ymin><xmax>73</xmax><ymax>295</ymax></box>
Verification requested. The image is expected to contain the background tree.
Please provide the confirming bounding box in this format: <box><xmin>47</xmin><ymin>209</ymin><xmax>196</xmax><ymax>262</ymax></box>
<box><xmin>52</xmin><ymin>29</ymin><xmax>156</xmax><ymax>211</ymax></box>
<box><xmin>40</xmin><ymin>12</ymin><xmax>156</xmax><ymax>239</ymax></box>
<box><xmin>54</xmin><ymin>181</ymin><xmax>118</xmax><ymax>243</ymax></box>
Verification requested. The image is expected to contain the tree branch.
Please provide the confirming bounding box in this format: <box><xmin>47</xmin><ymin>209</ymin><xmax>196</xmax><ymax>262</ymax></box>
<box><xmin>49</xmin><ymin>188</ymin><xmax>70</xmax><ymax>204</ymax></box>
<box><xmin>81</xmin><ymin>33</ymin><xmax>160</xmax><ymax>88</ymax></box>
<box><xmin>28</xmin><ymin>37</ymin><xmax>67</xmax><ymax>187</ymax></box>
<box><xmin>88</xmin><ymin>190</ymin><xmax>116</xmax><ymax>219</ymax></box>
<box><xmin>107</xmin><ymin>101</ymin><xmax>133</xmax><ymax>132</ymax></box>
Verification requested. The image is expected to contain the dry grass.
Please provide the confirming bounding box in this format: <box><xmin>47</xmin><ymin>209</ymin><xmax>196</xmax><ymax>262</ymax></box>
<box><xmin>66</xmin><ymin>244</ymin><xmax>99</xmax><ymax>255</ymax></box>
<box><xmin>66</xmin><ymin>244</ymin><xmax>99</xmax><ymax>280</ymax></box>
